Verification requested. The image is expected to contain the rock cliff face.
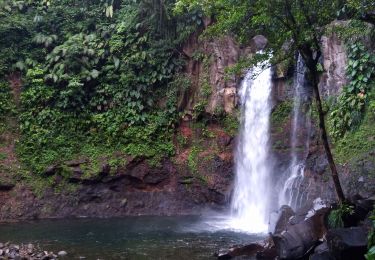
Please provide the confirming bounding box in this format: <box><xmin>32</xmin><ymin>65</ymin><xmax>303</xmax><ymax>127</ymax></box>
<box><xmin>180</xmin><ymin>27</ymin><xmax>267</xmax><ymax>117</ymax></box>
<box><xmin>0</xmin><ymin>140</ymin><xmax>234</xmax><ymax>220</ymax></box>
<box><xmin>320</xmin><ymin>28</ymin><xmax>348</xmax><ymax>97</ymax></box>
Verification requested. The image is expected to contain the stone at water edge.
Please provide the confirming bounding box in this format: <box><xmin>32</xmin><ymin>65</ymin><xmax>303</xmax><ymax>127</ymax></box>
<box><xmin>216</xmin><ymin>237</ymin><xmax>277</xmax><ymax>260</ymax></box>
<box><xmin>58</xmin><ymin>250</ymin><xmax>68</xmax><ymax>257</ymax></box>
<box><xmin>217</xmin><ymin>243</ymin><xmax>265</xmax><ymax>259</ymax></box>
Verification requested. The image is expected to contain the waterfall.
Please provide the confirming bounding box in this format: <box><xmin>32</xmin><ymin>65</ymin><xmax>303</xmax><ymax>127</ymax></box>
<box><xmin>279</xmin><ymin>55</ymin><xmax>311</xmax><ymax>210</ymax></box>
<box><xmin>229</xmin><ymin>61</ymin><xmax>273</xmax><ymax>233</ymax></box>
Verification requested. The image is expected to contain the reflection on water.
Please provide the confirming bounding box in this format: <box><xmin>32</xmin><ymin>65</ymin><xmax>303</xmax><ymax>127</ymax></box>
<box><xmin>0</xmin><ymin>216</ymin><xmax>264</xmax><ymax>260</ymax></box>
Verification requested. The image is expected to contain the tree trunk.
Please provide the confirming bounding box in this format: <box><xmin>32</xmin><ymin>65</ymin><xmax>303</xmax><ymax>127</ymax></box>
<box><xmin>310</xmin><ymin>69</ymin><xmax>346</xmax><ymax>203</ymax></box>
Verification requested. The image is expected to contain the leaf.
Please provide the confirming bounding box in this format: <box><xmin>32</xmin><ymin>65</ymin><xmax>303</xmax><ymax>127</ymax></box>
<box><xmin>91</xmin><ymin>69</ymin><xmax>99</xmax><ymax>79</ymax></box>
<box><xmin>106</xmin><ymin>5</ymin><xmax>113</xmax><ymax>18</ymax></box>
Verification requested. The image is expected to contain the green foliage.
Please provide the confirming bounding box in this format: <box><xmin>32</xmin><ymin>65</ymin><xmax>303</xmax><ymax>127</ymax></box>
<box><xmin>175</xmin><ymin>0</ymin><xmax>342</xmax><ymax>60</ymax></box>
<box><xmin>188</xmin><ymin>145</ymin><xmax>201</xmax><ymax>175</ymax></box>
<box><xmin>222</xmin><ymin>112</ymin><xmax>239</xmax><ymax>137</ymax></box>
<box><xmin>271</xmin><ymin>101</ymin><xmax>293</xmax><ymax>126</ymax></box>
<box><xmin>192</xmin><ymin>54</ymin><xmax>212</xmax><ymax>119</ymax></box>
<box><xmin>0</xmin><ymin>0</ymin><xmax>205</xmax><ymax>176</ymax></box>
<box><xmin>328</xmin><ymin>203</ymin><xmax>355</xmax><ymax>228</ymax></box>
<box><xmin>333</xmin><ymin>111</ymin><xmax>375</xmax><ymax>163</ymax></box>
<box><xmin>326</xmin><ymin>19</ymin><xmax>375</xmax><ymax>43</ymax></box>
<box><xmin>329</xmin><ymin>42</ymin><xmax>375</xmax><ymax>139</ymax></box>
<box><xmin>175</xmin><ymin>0</ymin><xmax>257</xmax><ymax>44</ymax></box>
<box><xmin>176</xmin><ymin>133</ymin><xmax>188</xmax><ymax>148</ymax></box>
<box><xmin>367</xmin><ymin>247</ymin><xmax>375</xmax><ymax>260</ymax></box>
<box><xmin>338</xmin><ymin>0</ymin><xmax>375</xmax><ymax>22</ymax></box>
<box><xmin>0</xmin><ymin>81</ymin><xmax>16</xmax><ymax>116</ymax></box>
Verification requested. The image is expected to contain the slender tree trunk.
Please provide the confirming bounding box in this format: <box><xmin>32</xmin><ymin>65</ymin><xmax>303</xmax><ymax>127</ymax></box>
<box><xmin>310</xmin><ymin>68</ymin><xmax>346</xmax><ymax>203</ymax></box>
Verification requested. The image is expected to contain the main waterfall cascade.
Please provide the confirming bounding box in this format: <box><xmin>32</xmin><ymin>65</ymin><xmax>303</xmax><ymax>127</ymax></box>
<box><xmin>206</xmin><ymin>56</ymin><xmax>312</xmax><ymax>234</ymax></box>
<box><xmin>278</xmin><ymin>55</ymin><xmax>312</xmax><ymax>210</ymax></box>
<box><xmin>228</xmin><ymin>62</ymin><xmax>273</xmax><ymax>233</ymax></box>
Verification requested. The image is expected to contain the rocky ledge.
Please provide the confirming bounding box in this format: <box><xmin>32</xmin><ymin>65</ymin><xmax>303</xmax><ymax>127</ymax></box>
<box><xmin>0</xmin><ymin>242</ymin><xmax>67</xmax><ymax>260</ymax></box>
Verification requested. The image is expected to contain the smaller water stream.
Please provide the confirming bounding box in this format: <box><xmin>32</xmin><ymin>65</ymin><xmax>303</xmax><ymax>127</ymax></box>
<box><xmin>279</xmin><ymin>55</ymin><xmax>312</xmax><ymax>210</ymax></box>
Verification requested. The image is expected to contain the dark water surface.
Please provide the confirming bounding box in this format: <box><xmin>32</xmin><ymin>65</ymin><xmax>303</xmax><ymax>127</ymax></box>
<box><xmin>0</xmin><ymin>216</ymin><xmax>264</xmax><ymax>260</ymax></box>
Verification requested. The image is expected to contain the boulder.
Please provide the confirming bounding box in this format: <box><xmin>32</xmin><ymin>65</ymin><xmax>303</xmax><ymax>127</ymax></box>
<box><xmin>217</xmin><ymin>237</ymin><xmax>276</xmax><ymax>260</ymax></box>
<box><xmin>310</xmin><ymin>242</ymin><xmax>335</xmax><ymax>260</ymax></box>
<box><xmin>326</xmin><ymin>227</ymin><xmax>368</xmax><ymax>260</ymax></box>
<box><xmin>310</xmin><ymin>251</ymin><xmax>335</xmax><ymax>260</ymax></box>
<box><xmin>269</xmin><ymin>205</ymin><xmax>295</xmax><ymax>234</ymax></box>
<box><xmin>65</xmin><ymin>158</ymin><xmax>88</xmax><ymax>167</ymax></box>
<box><xmin>272</xmin><ymin>207</ymin><xmax>329</xmax><ymax>259</ymax></box>
<box><xmin>344</xmin><ymin>195</ymin><xmax>375</xmax><ymax>226</ymax></box>
<box><xmin>250</xmin><ymin>35</ymin><xmax>268</xmax><ymax>51</ymax></box>
<box><xmin>43</xmin><ymin>164</ymin><xmax>60</xmax><ymax>176</ymax></box>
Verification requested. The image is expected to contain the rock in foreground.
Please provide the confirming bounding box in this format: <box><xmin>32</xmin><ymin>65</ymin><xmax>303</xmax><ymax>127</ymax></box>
<box><xmin>0</xmin><ymin>242</ymin><xmax>67</xmax><ymax>259</ymax></box>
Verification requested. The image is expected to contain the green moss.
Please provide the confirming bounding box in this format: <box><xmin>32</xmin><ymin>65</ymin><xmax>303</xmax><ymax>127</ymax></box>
<box><xmin>193</xmin><ymin>54</ymin><xmax>213</xmax><ymax>119</ymax></box>
<box><xmin>0</xmin><ymin>152</ymin><xmax>6</xmax><ymax>160</ymax></box>
<box><xmin>271</xmin><ymin>101</ymin><xmax>293</xmax><ymax>126</ymax></box>
<box><xmin>197</xmin><ymin>174</ymin><xmax>209</xmax><ymax>185</ymax></box>
<box><xmin>272</xmin><ymin>140</ymin><xmax>284</xmax><ymax>150</ymax></box>
<box><xmin>188</xmin><ymin>145</ymin><xmax>201</xmax><ymax>174</ymax></box>
<box><xmin>222</xmin><ymin>112</ymin><xmax>239</xmax><ymax>136</ymax></box>
<box><xmin>176</xmin><ymin>133</ymin><xmax>188</xmax><ymax>148</ymax></box>
<box><xmin>28</xmin><ymin>175</ymin><xmax>55</xmax><ymax>198</ymax></box>
<box><xmin>60</xmin><ymin>165</ymin><xmax>73</xmax><ymax>179</ymax></box>
<box><xmin>333</xmin><ymin>112</ymin><xmax>375</xmax><ymax>164</ymax></box>
<box><xmin>108</xmin><ymin>156</ymin><xmax>127</xmax><ymax>168</ymax></box>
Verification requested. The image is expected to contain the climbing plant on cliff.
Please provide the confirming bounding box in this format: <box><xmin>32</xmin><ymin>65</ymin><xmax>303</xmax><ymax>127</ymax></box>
<box><xmin>330</xmin><ymin>42</ymin><xmax>375</xmax><ymax>139</ymax></box>
<box><xmin>0</xmin><ymin>0</ymin><xmax>203</xmax><ymax>175</ymax></box>
<box><xmin>175</xmin><ymin>0</ymin><xmax>349</xmax><ymax>203</ymax></box>
<box><xmin>326</xmin><ymin>20</ymin><xmax>375</xmax><ymax>140</ymax></box>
